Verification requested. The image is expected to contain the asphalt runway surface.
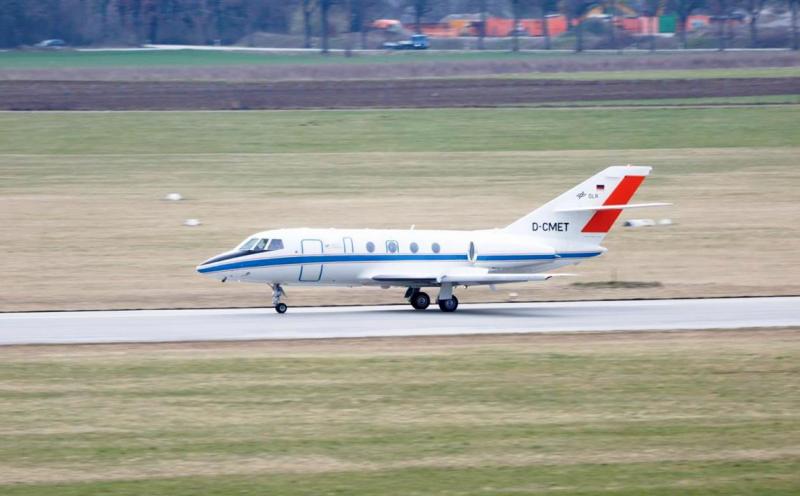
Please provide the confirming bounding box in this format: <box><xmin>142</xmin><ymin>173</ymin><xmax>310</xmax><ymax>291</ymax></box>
<box><xmin>1</xmin><ymin>297</ymin><xmax>798</xmax><ymax>345</ymax></box>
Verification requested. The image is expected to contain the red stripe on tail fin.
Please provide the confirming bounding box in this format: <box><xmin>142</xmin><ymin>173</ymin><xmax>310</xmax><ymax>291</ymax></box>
<box><xmin>582</xmin><ymin>175</ymin><xmax>645</xmax><ymax>233</ymax></box>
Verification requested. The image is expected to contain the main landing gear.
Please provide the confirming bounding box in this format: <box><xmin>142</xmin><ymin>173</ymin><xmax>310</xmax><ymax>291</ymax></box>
<box><xmin>406</xmin><ymin>285</ymin><xmax>459</xmax><ymax>312</ymax></box>
<box><xmin>271</xmin><ymin>284</ymin><xmax>287</xmax><ymax>314</ymax></box>
<box><xmin>436</xmin><ymin>283</ymin><xmax>458</xmax><ymax>312</ymax></box>
<box><xmin>437</xmin><ymin>295</ymin><xmax>459</xmax><ymax>312</ymax></box>
<box><xmin>406</xmin><ymin>289</ymin><xmax>431</xmax><ymax>310</ymax></box>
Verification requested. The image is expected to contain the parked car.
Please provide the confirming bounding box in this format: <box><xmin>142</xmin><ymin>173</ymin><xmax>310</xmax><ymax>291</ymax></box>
<box><xmin>35</xmin><ymin>39</ymin><xmax>66</xmax><ymax>48</ymax></box>
<box><xmin>383</xmin><ymin>34</ymin><xmax>429</xmax><ymax>50</ymax></box>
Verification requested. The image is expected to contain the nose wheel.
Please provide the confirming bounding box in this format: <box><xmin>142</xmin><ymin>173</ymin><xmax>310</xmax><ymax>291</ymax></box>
<box><xmin>271</xmin><ymin>284</ymin><xmax>288</xmax><ymax>314</ymax></box>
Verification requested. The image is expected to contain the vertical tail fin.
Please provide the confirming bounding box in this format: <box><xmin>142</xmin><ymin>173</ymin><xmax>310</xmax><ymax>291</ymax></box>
<box><xmin>504</xmin><ymin>165</ymin><xmax>652</xmax><ymax>247</ymax></box>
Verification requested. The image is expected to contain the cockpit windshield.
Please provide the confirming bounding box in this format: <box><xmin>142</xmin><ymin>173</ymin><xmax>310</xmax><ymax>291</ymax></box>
<box><xmin>238</xmin><ymin>238</ymin><xmax>260</xmax><ymax>251</ymax></box>
<box><xmin>238</xmin><ymin>237</ymin><xmax>284</xmax><ymax>252</ymax></box>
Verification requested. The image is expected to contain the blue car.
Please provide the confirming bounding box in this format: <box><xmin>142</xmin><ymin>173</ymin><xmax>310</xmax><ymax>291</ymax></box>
<box><xmin>383</xmin><ymin>34</ymin><xmax>429</xmax><ymax>50</ymax></box>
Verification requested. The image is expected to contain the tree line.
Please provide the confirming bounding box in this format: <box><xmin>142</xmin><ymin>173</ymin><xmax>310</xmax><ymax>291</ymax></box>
<box><xmin>0</xmin><ymin>0</ymin><xmax>797</xmax><ymax>50</ymax></box>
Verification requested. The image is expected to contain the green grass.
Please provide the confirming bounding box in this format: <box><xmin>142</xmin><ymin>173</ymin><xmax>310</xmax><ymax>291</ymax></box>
<box><xmin>1</xmin><ymin>331</ymin><xmax>798</xmax><ymax>494</ymax></box>
<box><xmin>2</xmin><ymin>49</ymin><xmax>799</xmax><ymax>73</ymax></box>
<box><xmin>0</xmin><ymin>49</ymin><xmax>580</xmax><ymax>69</ymax></box>
<box><xmin>2</xmin><ymin>106</ymin><xmax>800</xmax><ymax>311</ymax></box>
<box><xmin>533</xmin><ymin>94</ymin><xmax>800</xmax><ymax>107</ymax></box>
<box><xmin>1</xmin><ymin>106</ymin><xmax>798</xmax><ymax>156</ymax></box>
<box><xmin>494</xmin><ymin>66</ymin><xmax>800</xmax><ymax>80</ymax></box>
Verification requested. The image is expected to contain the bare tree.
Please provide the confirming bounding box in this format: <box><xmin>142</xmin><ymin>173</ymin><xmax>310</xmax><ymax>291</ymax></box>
<box><xmin>607</xmin><ymin>0</ymin><xmax>617</xmax><ymax>50</ymax></box>
<box><xmin>510</xmin><ymin>0</ymin><xmax>522</xmax><ymax>51</ymax></box>
<box><xmin>303</xmin><ymin>0</ymin><xmax>315</xmax><ymax>49</ymax></box>
<box><xmin>709</xmin><ymin>0</ymin><xmax>730</xmax><ymax>51</ymax></box>
<box><xmin>561</xmin><ymin>0</ymin><xmax>596</xmax><ymax>52</ymax></box>
<box><xmin>320</xmin><ymin>0</ymin><xmax>332</xmax><ymax>53</ymax></box>
<box><xmin>478</xmin><ymin>0</ymin><xmax>487</xmax><ymax>49</ymax></box>
<box><xmin>669</xmin><ymin>0</ymin><xmax>703</xmax><ymax>48</ymax></box>
<box><xmin>641</xmin><ymin>0</ymin><xmax>661</xmax><ymax>51</ymax></box>
<box><xmin>409</xmin><ymin>0</ymin><xmax>431</xmax><ymax>34</ymax></box>
<box><xmin>532</xmin><ymin>0</ymin><xmax>553</xmax><ymax>49</ymax></box>
<box><xmin>744</xmin><ymin>0</ymin><xmax>766</xmax><ymax>46</ymax></box>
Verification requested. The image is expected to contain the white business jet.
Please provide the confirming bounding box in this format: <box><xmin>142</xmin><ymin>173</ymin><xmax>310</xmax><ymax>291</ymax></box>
<box><xmin>197</xmin><ymin>165</ymin><xmax>668</xmax><ymax>313</ymax></box>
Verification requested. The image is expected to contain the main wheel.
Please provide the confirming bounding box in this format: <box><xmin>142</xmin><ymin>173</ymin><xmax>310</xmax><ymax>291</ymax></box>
<box><xmin>275</xmin><ymin>303</ymin><xmax>288</xmax><ymax>314</ymax></box>
<box><xmin>410</xmin><ymin>291</ymin><xmax>431</xmax><ymax>310</ymax></box>
<box><xmin>437</xmin><ymin>295</ymin><xmax>459</xmax><ymax>312</ymax></box>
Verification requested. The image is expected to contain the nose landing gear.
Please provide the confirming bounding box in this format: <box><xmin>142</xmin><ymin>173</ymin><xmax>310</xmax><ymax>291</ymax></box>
<box><xmin>271</xmin><ymin>284</ymin><xmax>287</xmax><ymax>314</ymax></box>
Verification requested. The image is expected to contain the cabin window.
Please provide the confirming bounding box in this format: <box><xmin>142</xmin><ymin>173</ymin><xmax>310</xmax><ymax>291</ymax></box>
<box><xmin>366</xmin><ymin>242</ymin><xmax>375</xmax><ymax>253</ymax></box>
<box><xmin>386</xmin><ymin>240</ymin><xmax>399</xmax><ymax>254</ymax></box>
<box><xmin>432</xmin><ymin>242</ymin><xmax>441</xmax><ymax>254</ymax></box>
<box><xmin>410</xmin><ymin>242</ymin><xmax>419</xmax><ymax>254</ymax></box>
<box><xmin>469</xmin><ymin>241</ymin><xmax>476</xmax><ymax>261</ymax></box>
<box><xmin>267</xmin><ymin>239</ymin><xmax>284</xmax><ymax>251</ymax></box>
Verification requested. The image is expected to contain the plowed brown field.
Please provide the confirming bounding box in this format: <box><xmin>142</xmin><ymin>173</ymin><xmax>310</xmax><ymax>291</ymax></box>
<box><xmin>2</xmin><ymin>76</ymin><xmax>798</xmax><ymax>110</ymax></box>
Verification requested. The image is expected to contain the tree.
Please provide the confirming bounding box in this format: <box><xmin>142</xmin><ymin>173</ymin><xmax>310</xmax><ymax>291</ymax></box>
<box><xmin>708</xmin><ymin>0</ymin><xmax>730</xmax><ymax>51</ymax></box>
<box><xmin>346</xmin><ymin>0</ymin><xmax>372</xmax><ymax>54</ymax></box>
<box><xmin>606</xmin><ymin>0</ymin><xmax>617</xmax><ymax>50</ymax></box>
<box><xmin>409</xmin><ymin>0</ymin><xmax>431</xmax><ymax>34</ymax></box>
<box><xmin>510</xmin><ymin>0</ymin><xmax>522</xmax><ymax>51</ymax></box>
<box><xmin>744</xmin><ymin>0</ymin><xmax>766</xmax><ymax>46</ymax></box>
<box><xmin>641</xmin><ymin>0</ymin><xmax>662</xmax><ymax>51</ymax></box>
<box><xmin>320</xmin><ymin>0</ymin><xmax>332</xmax><ymax>53</ymax></box>
<box><xmin>669</xmin><ymin>0</ymin><xmax>704</xmax><ymax>48</ymax></box>
<box><xmin>302</xmin><ymin>0</ymin><xmax>315</xmax><ymax>49</ymax></box>
<box><xmin>791</xmin><ymin>0</ymin><xmax>799</xmax><ymax>50</ymax></box>
<box><xmin>532</xmin><ymin>0</ymin><xmax>555</xmax><ymax>49</ymax></box>
<box><xmin>561</xmin><ymin>0</ymin><xmax>596</xmax><ymax>52</ymax></box>
<box><xmin>349</xmin><ymin>0</ymin><xmax>375</xmax><ymax>49</ymax></box>
<box><xmin>478</xmin><ymin>0</ymin><xmax>488</xmax><ymax>49</ymax></box>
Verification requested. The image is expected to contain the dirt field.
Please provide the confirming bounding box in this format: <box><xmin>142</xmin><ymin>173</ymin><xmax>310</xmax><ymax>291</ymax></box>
<box><xmin>2</xmin><ymin>77</ymin><xmax>798</xmax><ymax>110</ymax></box>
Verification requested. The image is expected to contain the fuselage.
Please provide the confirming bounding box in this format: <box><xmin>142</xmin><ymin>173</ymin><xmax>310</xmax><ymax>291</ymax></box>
<box><xmin>196</xmin><ymin>227</ymin><xmax>604</xmax><ymax>287</ymax></box>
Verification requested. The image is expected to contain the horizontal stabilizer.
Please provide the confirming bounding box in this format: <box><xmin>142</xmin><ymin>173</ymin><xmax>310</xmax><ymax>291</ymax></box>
<box><xmin>555</xmin><ymin>202</ymin><xmax>672</xmax><ymax>213</ymax></box>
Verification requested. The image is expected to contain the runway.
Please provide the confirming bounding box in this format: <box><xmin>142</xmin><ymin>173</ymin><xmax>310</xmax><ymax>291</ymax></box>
<box><xmin>1</xmin><ymin>297</ymin><xmax>798</xmax><ymax>345</ymax></box>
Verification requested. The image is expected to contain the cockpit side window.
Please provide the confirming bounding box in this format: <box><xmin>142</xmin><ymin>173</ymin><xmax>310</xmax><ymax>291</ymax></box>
<box><xmin>267</xmin><ymin>239</ymin><xmax>284</xmax><ymax>251</ymax></box>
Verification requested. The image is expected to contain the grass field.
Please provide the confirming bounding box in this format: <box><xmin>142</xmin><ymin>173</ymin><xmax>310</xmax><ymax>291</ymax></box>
<box><xmin>493</xmin><ymin>66</ymin><xmax>800</xmax><ymax>80</ymax></box>
<box><xmin>1</xmin><ymin>50</ymin><xmax>799</xmax><ymax>82</ymax></box>
<box><xmin>0</xmin><ymin>50</ymin><xmax>594</xmax><ymax>69</ymax></box>
<box><xmin>1</xmin><ymin>106</ymin><xmax>799</xmax><ymax>310</ymax></box>
<box><xmin>1</xmin><ymin>329</ymin><xmax>798</xmax><ymax>494</ymax></box>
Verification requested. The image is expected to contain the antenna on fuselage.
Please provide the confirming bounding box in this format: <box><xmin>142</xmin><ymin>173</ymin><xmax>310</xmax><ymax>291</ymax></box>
<box><xmin>410</xmin><ymin>224</ymin><xmax>415</xmax><ymax>230</ymax></box>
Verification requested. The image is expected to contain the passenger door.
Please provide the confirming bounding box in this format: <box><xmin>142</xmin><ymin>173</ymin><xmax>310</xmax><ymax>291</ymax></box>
<box><xmin>299</xmin><ymin>239</ymin><xmax>323</xmax><ymax>282</ymax></box>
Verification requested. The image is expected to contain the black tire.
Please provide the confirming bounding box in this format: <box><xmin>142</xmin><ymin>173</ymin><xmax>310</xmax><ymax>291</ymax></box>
<box><xmin>275</xmin><ymin>303</ymin><xmax>288</xmax><ymax>314</ymax></box>
<box><xmin>437</xmin><ymin>295</ymin><xmax>459</xmax><ymax>312</ymax></box>
<box><xmin>410</xmin><ymin>292</ymin><xmax>431</xmax><ymax>310</ymax></box>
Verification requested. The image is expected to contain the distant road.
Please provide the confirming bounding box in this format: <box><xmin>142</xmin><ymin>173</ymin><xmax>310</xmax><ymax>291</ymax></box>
<box><xmin>1</xmin><ymin>297</ymin><xmax>798</xmax><ymax>345</ymax></box>
<box><xmin>73</xmin><ymin>45</ymin><xmax>797</xmax><ymax>54</ymax></box>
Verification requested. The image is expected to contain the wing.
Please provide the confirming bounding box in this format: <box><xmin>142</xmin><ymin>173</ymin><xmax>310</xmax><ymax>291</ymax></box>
<box><xmin>371</xmin><ymin>269</ymin><xmax>575</xmax><ymax>287</ymax></box>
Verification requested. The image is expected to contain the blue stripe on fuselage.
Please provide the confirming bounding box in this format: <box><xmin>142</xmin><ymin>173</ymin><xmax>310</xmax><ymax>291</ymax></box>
<box><xmin>197</xmin><ymin>253</ymin><xmax>468</xmax><ymax>274</ymax></box>
<box><xmin>197</xmin><ymin>251</ymin><xmax>603</xmax><ymax>274</ymax></box>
